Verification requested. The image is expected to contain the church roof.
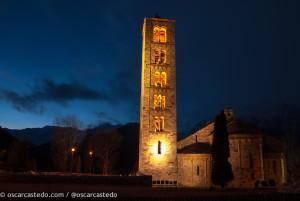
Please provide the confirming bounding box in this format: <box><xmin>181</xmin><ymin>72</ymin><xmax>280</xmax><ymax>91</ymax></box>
<box><xmin>178</xmin><ymin>142</ymin><xmax>211</xmax><ymax>154</ymax></box>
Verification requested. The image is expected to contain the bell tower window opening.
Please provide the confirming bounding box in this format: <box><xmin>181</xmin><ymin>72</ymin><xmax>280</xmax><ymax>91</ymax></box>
<box><xmin>160</xmin><ymin>50</ymin><xmax>166</xmax><ymax>64</ymax></box>
<box><xmin>154</xmin><ymin>116</ymin><xmax>165</xmax><ymax>132</ymax></box>
<box><xmin>153</xmin><ymin>27</ymin><xmax>160</xmax><ymax>43</ymax></box>
<box><xmin>154</xmin><ymin>117</ymin><xmax>160</xmax><ymax>132</ymax></box>
<box><xmin>196</xmin><ymin>166</ymin><xmax>200</xmax><ymax>176</ymax></box>
<box><xmin>153</xmin><ymin>26</ymin><xmax>167</xmax><ymax>43</ymax></box>
<box><xmin>154</xmin><ymin>71</ymin><xmax>161</xmax><ymax>87</ymax></box>
<box><xmin>154</xmin><ymin>71</ymin><xmax>167</xmax><ymax>87</ymax></box>
<box><xmin>153</xmin><ymin>94</ymin><xmax>166</xmax><ymax>110</ymax></box>
<box><xmin>159</xmin><ymin>28</ymin><xmax>167</xmax><ymax>43</ymax></box>
<box><xmin>154</xmin><ymin>49</ymin><xmax>167</xmax><ymax>64</ymax></box>
<box><xmin>154</xmin><ymin>49</ymin><xmax>160</xmax><ymax>64</ymax></box>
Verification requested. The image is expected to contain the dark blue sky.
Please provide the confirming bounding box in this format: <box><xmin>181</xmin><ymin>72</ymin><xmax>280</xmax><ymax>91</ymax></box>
<box><xmin>0</xmin><ymin>0</ymin><xmax>299</xmax><ymax>132</ymax></box>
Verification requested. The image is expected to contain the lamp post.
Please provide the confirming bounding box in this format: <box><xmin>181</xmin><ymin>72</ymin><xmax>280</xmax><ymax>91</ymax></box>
<box><xmin>71</xmin><ymin>147</ymin><xmax>76</xmax><ymax>173</ymax></box>
<box><xmin>89</xmin><ymin>151</ymin><xmax>93</xmax><ymax>174</ymax></box>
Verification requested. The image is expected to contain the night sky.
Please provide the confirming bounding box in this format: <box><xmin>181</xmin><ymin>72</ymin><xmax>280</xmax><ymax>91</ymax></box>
<box><xmin>0</xmin><ymin>0</ymin><xmax>299</xmax><ymax>133</ymax></box>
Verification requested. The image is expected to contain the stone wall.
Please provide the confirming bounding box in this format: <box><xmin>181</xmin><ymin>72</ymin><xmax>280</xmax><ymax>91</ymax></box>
<box><xmin>263</xmin><ymin>153</ymin><xmax>286</xmax><ymax>185</ymax></box>
<box><xmin>228</xmin><ymin>135</ymin><xmax>264</xmax><ymax>188</ymax></box>
<box><xmin>177</xmin><ymin>122</ymin><xmax>270</xmax><ymax>188</ymax></box>
<box><xmin>177</xmin><ymin>154</ymin><xmax>211</xmax><ymax>187</ymax></box>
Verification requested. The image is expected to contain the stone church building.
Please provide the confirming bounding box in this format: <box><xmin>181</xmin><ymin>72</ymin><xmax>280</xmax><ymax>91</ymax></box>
<box><xmin>138</xmin><ymin>17</ymin><xmax>286</xmax><ymax>188</ymax></box>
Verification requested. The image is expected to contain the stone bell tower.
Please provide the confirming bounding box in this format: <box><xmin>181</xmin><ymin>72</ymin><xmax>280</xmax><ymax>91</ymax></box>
<box><xmin>138</xmin><ymin>17</ymin><xmax>177</xmax><ymax>186</ymax></box>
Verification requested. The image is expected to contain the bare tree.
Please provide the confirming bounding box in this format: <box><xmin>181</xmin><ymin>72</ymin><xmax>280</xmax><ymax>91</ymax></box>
<box><xmin>279</xmin><ymin>107</ymin><xmax>300</xmax><ymax>182</ymax></box>
<box><xmin>7</xmin><ymin>139</ymin><xmax>29</xmax><ymax>171</ymax></box>
<box><xmin>91</xmin><ymin>130</ymin><xmax>122</xmax><ymax>175</ymax></box>
<box><xmin>51</xmin><ymin>115</ymin><xmax>81</xmax><ymax>172</ymax></box>
<box><xmin>54</xmin><ymin>115</ymin><xmax>83</xmax><ymax>129</ymax></box>
<box><xmin>247</xmin><ymin>105</ymin><xmax>300</xmax><ymax>182</ymax></box>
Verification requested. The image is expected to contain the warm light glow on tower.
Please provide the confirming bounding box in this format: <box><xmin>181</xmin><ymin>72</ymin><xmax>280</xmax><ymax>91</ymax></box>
<box><xmin>148</xmin><ymin>136</ymin><xmax>170</xmax><ymax>163</ymax></box>
<box><xmin>139</xmin><ymin>17</ymin><xmax>177</xmax><ymax>185</ymax></box>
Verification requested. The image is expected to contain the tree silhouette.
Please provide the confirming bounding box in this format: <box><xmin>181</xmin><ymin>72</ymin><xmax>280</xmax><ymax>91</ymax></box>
<box><xmin>91</xmin><ymin>129</ymin><xmax>122</xmax><ymax>175</ymax></box>
<box><xmin>7</xmin><ymin>139</ymin><xmax>29</xmax><ymax>171</ymax></box>
<box><xmin>51</xmin><ymin>115</ymin><xmax>81</xmax><ymax>172</ymax></box>
<box><xmin>211</xmin><ymin>111</ymin><xmax>234</xmax><ymax>188</ymax></box>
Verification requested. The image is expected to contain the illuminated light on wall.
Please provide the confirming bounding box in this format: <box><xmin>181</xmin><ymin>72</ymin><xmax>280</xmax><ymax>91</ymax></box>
<box><xmin>161</xmin><ymin>72</ymin><xmax>167</xmax><ymax>86</ymax></box>
<box><xmin>154</xmin><ymin>116</ymin><xmax>165</xmax><ymax>132</ymax></box>
<box><xmin>154</xmin><ymin>94</ymin><xmax>166</xmax><ymax>110</ymax></box>
<box><xmin>154</xmin><ymin>49</ymin><xmax>167</xmax><ymax>64</ymax></box>
<box><xmin>153</xmin><ymin>26</ymin><xmax>160</xmax><ymax>42</ymax></box>
<box><xmin>154</xmin><ymin>71</ymin><xmax>167</xmax><ymax>87</ymax></box>
<box><xmin>153</xmin><ymin>26</ymin><xmax>167</xmax><ymax>43</ymax></box>
<box><xmin>148</xmin><ymin>135</ymin><xmax>170</xmax><ymax>164</ymax></box>
<box><xmin>154</xmin><ymin>49</ymin><xmax>160</xmax><ymax>63</ymax></box>
<box><xmin>158</xmin><ymin>141</ymin><xmax>162</xmax><ymax>154</ymax></box>
<box><xmin>159</xmin><ymin>28</ymin><xmax>167</xmax><ymax>43</ymax></box>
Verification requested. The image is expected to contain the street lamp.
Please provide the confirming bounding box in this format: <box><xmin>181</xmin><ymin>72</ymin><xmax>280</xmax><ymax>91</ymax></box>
<box><xmin>89</xmin><ymin>151</ymin><xmax>93</xmax><ymax>173</ymax></box>
<box><xmin>71</xmin><ymin>147</ymin><xmax>76</xmax><ymax>173</ymax></box>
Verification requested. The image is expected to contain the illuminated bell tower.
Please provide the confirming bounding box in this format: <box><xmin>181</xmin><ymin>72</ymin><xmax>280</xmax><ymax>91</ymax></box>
<box><xmin>139</xmin><ymin>17</ymin><xmax>177</xmax><ymax>185</ymax></box>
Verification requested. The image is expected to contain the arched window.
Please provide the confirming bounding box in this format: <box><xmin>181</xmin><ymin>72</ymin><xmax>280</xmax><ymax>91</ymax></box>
<box><xmin>159</xmin><ymin>27</ymin><xmax>167</xmax><ymax>43</ymax></box>
<box><xmin>154</xmin><ymin>49</ymin><xmax>166</xmax><ymax>64</ymax></box>
<box><xmin>154</xmin><ymin>71</ymin><xmax>161</xmax><ymax>87</ymax></box>
<box><xmin>153</xmin><ymin>26</ymin><xmax>167</xmax><ymax>43</ymax></box>
<box><xmin>160</xmin><ymin>50</ymin><xmax>166</xmax><ymax>64</ymax></box>
<box><xmin>154</xmin><ymin>116</ymin><xmax>165</xmax><ymax>132</ymax></box>
<box><xmin>153</xmin><ymin>94</ymin><xmax>166</xmax><ymax>110</ymax></box>
<box><xmin>154</xmin><ymin>116</ymin><xmax>160</xmax><ymax>132</ymax></box>
<box><xmin>154</xmin><ymin>49</ymin><xmax>160</xmax><ymax>64</ymax></box>
<box><xmin>196</xmin><ymin>166</ymin><xmax>200</xmax><ymax>176</ymax></box>
<box><xmin>154</xmin><ymin>71</ymin><xmax>167</xmax><ymax>87</ymax></box>
<box><xmin>153</xmin><ymin>27</ymin><xmax>160</xmax><ymax>42</ymax></box>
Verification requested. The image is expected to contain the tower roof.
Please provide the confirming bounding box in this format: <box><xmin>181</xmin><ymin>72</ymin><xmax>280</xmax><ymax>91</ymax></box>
<box><xmin>145</xmin><ymin>17</ymin><xmax>175</xmax><ymax>22</ymax></box>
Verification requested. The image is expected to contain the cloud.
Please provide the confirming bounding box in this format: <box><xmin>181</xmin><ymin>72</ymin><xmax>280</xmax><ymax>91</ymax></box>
<box><xmin>41</xmin><ymin>79</ymin><xmax>106</xmax><ymax>102</ymax></box>
<box><xmin>0</xmin><ymin>79</ymin><xmax>107</xmax><ymax>114</ymax></box>
<box><xmin>0</xmin><ymin>89</ymin><xmax>45</xmax><ymax>114</ymax></box>
<box><xmin>0</xmin><ymin>75</ymin><xmax>139</xmax><ymax>115</ymax></box>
